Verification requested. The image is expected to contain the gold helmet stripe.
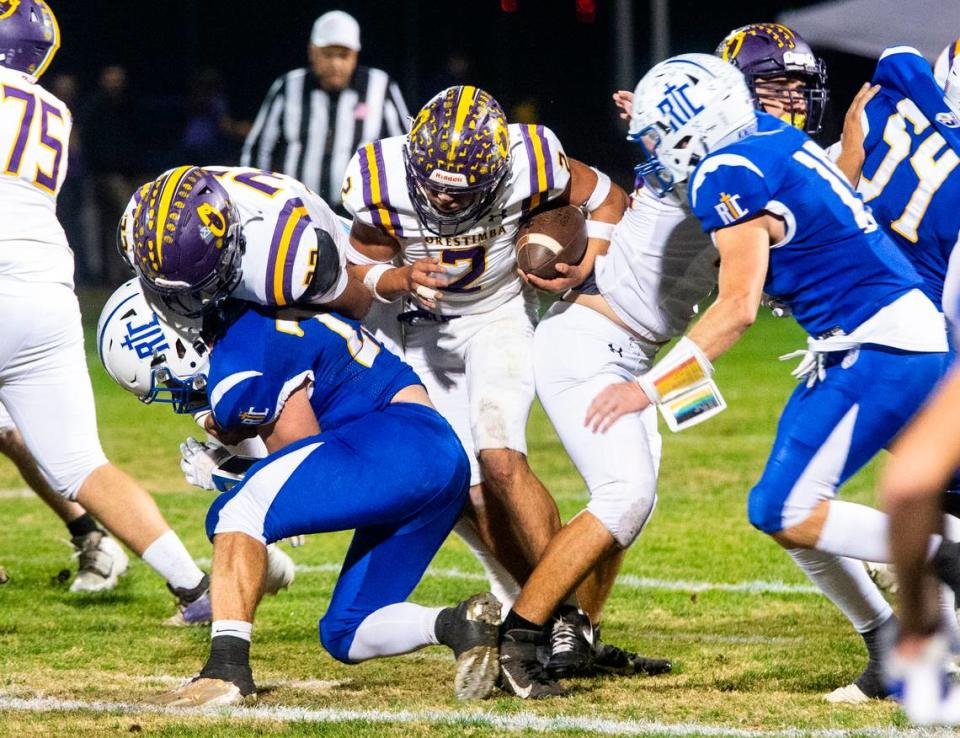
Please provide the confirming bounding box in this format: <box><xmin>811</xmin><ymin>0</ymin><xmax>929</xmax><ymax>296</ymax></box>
<box><xmin>154</xmin><ymin>165</ymin><xmax>194</xmax><ymax>266</ymax></box>
<box><xmin>33</xmin><ymin>1</ymin><xmax>60</xmax><ymax>79</ymax></box>
<box><xmin>447</xmin><ymin>85</ymin><xmax>477</xmax><ymax>162</ymax></box>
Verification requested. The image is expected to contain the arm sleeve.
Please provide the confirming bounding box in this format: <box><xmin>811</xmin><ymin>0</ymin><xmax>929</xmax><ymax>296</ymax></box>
<box><xmin>241</xmin><ymin>76</ymin><xmax>285</xmax><ymax>170</ymax></box>
<box><xmin>689</xmin><ymin>157</ymin><xmax>772</xmax><ymax>234</ymax></box>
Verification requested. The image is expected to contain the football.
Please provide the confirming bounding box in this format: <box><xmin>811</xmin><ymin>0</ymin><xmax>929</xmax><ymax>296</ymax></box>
<box><xmin>515</xmin><ymin>203</ymin><xmax>588</xmax><ymax>281</ymax></box>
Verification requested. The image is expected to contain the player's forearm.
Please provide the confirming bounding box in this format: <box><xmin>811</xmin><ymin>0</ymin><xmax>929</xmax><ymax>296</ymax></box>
<box><xmin>356</xmin><ymin>262</ymin><xmax>411</xmax><ymax>301</ymax></box>
<box><xmin>686</xmin><ymin>294</ymin><xmax>758</xmax><ymax>362</ymax></box>
<box><xmin>834</xmin><ymin>145</ymin><xmax>866</xmax><ymax>188</ymax></box>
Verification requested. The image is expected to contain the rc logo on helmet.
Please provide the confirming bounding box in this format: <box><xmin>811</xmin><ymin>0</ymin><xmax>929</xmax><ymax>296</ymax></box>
<box><xmin>119</xmin><ymin>313</ymin><xmax>171</xmax><ymax>360</ymax></box>
<box><xmin>657</xmin><ymin>82</ymin><xmax>705</xmax><ymax>129</ymax></box>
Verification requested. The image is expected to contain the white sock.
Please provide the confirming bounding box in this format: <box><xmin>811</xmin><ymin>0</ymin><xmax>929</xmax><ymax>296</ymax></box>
<box><xmin>453</xmin><ymin>517</ymin><xmax>521</xmax><ymax>612</ymax></box>
<box><xmin>346</xmin><ymin>603</ymin><xmax>443</xmax><ymax>662</ymax></box>
<box><xmin>817</xmin><ymin>500</ymin><xmax>942</xmax><ymax>563</ymax></box>
<box><xmin>788</xmin><ymin>548</ymin><xmax>892</xmax><ymax>633</ymax></box>
<box><xmin>211</xmin><ymin>620</ymin><xmax>252</xmax><ymax>642</ymax></box>
<box><xmin>944</xmin><ymin>514</ymin><xmax>960</xmax><ymax>542</ymax></box>
<box><xmin>141</xmin><ymin>530</ymin><xmax>205</xmax><ymax>590</ymax></box>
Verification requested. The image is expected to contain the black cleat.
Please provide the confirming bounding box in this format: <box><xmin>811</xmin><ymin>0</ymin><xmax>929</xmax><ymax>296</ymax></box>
<box><xmin>592</xmin><ymin>625</ymin><xmax>672</xmax><ymax>676</ymax></box>
<box><xmin>435</xmin><ymin>592</ymin><xmax>502</xmax><ymax>700</ymax></box>
<box><xmin>500</xmin><ymin>627</ymin><xmax>567</xmax><ymax>699</ymax></box>
<box><xmin>546</xmin><ymin>605</ymin><xmax>595</xmax><ymax>679</ymax></box>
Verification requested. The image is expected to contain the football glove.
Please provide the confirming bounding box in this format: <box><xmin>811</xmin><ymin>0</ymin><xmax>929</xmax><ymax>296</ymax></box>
<box><xmin>179</xmin><ymin>437</ymin><xmax>232</xmax><ymax>490</ymax></box>
<box><xmin>779</xmin><ymin>349</ymin><xmax>826</xmax><ymax>388</ymax></box>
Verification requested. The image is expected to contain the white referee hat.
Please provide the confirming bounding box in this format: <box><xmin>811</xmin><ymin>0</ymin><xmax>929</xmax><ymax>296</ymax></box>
<box><xmin>310</xmin><ymin>10</ymin><xmax>361</xmax><ymax>51</ymax></box>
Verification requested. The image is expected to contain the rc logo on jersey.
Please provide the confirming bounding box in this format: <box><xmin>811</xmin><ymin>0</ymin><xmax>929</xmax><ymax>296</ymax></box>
<box><xmin>657</xmin><ymin>82</ymin><xmax>704</xmax><ymax>129</ymax></box>
<box><xmin>239</xmin><ymin>407</ymin><xmax>270</xmax><ymax>424</ymax></box>
<box><xmin>120</xmin><ymin>314</ymin><xmax>171</xmax><ymax>359</ymax></box>
<box><xmin>714</xmin><ymin>192</ymin><xmax>749</xmax><ymax>226</ymax></box>
<box><xmin>936</xmin><ymin>111</ymin><xmax>960</xmax><ymax>128</ymax></box>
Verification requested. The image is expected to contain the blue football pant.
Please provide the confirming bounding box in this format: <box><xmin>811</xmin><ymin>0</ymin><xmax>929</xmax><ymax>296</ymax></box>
<box><xmin>206</xmin><ymin>402</ymin><xmax>470</xmax><ymax>662</ymax></box>
<box><xmin>748</xmin><ymin>346</ymin><xmax>950</xmax><ymax>534</ymax></box>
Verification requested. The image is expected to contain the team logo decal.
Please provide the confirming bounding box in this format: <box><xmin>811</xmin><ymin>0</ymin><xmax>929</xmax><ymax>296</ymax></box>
<box><xmin>239</xmin><ymin>407</ymin><xmax>270</xmax><ymax>424</ymax></box>
<box><xmin>714</xmin><ymin>192</ymin><xmax>749</xmax><ymax>225</ymax></box>
<box><xmin>120</xmin><ymin>314</ymin><xmax>170</xmax><ymax>359</ymax></box>
<box><xmin>657</xmin><ymin>82</ymin><xmax>704</xmax><ymax>129</ymax></box>
<box><xmin>197</xmin><ymin>202</ymin><xmax>227</xmax><ymax>243</ymax></box>
<box><xmin>0</xmin><ymin>1</ymin><xmax>21</xmax><ymax>21</ymax></box>
<box><xmin>936</xmin><ymin>111</ymin><xmax>960</xmax><ymax>129</ymax></box>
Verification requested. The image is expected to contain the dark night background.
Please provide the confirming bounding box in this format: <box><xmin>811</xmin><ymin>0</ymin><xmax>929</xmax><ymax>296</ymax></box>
<box><xmin>42</xmin><ymin>0</ymin><xmax>894</xmax><ymax>283</ymax></box>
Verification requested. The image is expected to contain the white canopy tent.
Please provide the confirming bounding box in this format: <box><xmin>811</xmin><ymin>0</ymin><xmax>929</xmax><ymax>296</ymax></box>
<box><xmin>779</xmin><ymin>0</ymin><xmax>960</xmax><ymax>62</ymax></box>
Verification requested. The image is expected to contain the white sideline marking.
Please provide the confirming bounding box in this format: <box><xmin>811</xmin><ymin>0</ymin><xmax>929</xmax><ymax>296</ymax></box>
<box><xmin>0</xmin><ymin>487</ymin><xmax>33</xmax><ymax>499</ymax></box>
<box><xmin>0</xmin><ymin>693</ymin><xmax>950</xmax><ymax>738</ymax></box>
<box><xmin>203</xmin><ymin>559</ymin><xmax>821</xmax><ymax>596</ymax></box>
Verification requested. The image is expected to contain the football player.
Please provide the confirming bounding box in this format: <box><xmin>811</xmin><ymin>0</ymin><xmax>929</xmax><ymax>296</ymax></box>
<box><xmin>566</xmin><ymin>53</ymin><xmax>960</xmax><ymax>709</ymax></box>
<box><xmin>98</xmin><ymin>277</ymin><xmax>500</xmax><ymax>705</ymax></box>
<box><xmin>0</xmin><ymin>0</ymin><xmax>209</xmax><ymax>623</ymax></box>
<box><xmin>343</xmin><ymin>86</ymin><xmax>638</xmax><ymax>674</ymax></box>
<box><xmin>0</xmin><ymin>409</ymin><xmax>128</xmax><ymax>592</ymax></box>
<box><xmin>121</xmin><ymin>165</ymin><xmax>369</xmax><ymax>321</ymax></box>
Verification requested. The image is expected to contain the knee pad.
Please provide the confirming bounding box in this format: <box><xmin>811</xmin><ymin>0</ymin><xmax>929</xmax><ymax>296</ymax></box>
<box><xmin>586</xmin><ymin>481</ymin><xmax>657</xmax><ymax>548</ymax></box>
<box><xmin>318</xmin><ymin>614</ymin><xmax>356</xmax><ymax>664</ymax></box>
<box><xmin>747</xmin><ymin>483</ymin><xmax>786</xmax><ymax>534</ymax></box>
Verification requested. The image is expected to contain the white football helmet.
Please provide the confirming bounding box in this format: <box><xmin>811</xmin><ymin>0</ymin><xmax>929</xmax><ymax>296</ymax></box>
<box><xmin>934</xmin><ymin>40</ymin><xmax>960</xmax><ymax>113</ymax></box>
<box><xmin>97</xmin><ymin>278</ymin><xmax>210</xmax><ymax>414</ymax></box>
<box><xmin>629</xmin><ymin>53</ymin><xmax>757</xmax><ymax>197</ymax></box>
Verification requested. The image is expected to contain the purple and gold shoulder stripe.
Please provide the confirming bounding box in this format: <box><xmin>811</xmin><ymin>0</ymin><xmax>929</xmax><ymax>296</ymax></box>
<box><xmin>518</xmin><ymin>124</ymin><xmax>556</xmax><ymax>214</ymax></box>
<box><xmin>264</xmin><ymin>197</ymin><xmax>312</xmax><ymax>306</ymax></box>
<box><xmin>358</xmin><ymin>142</ymin><xmax>404</xmax><ymax>239</ymax></box>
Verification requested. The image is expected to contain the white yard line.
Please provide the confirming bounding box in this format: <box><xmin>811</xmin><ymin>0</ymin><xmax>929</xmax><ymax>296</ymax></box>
<box><xmin>198</xmin><ymin>559</ymin><xmax>822</xmax><ymax>596</ymax></box>
<box><xmin>0</xmin><ymin>693</ymin><xmax>951</xmax><ymax>738</ymax></box>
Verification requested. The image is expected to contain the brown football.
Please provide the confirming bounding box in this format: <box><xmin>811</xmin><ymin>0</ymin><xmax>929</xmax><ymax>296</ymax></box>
<box><xmin>515</xmin><ymin>204</ymin><xmax>588</xmax><ymax>281</ymax></box>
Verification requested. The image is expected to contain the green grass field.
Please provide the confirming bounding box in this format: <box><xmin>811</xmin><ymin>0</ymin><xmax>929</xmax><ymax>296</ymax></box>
<box><xmin>0</xmin><ymin>294</ymin><xmax>916</xmax><ymax>737</ymax></box>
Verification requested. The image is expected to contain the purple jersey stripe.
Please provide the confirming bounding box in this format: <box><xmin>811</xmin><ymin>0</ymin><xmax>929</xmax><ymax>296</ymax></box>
<box><xmin>519</xmin><ymin>125</ymin><xmax>539</xmax><ymax>200</ymax></box>
<box><xmin>281</xmin><ymin>214</ymin><xmax>311</xmax><ymax>304</ymax></box>
<box><xmin>535</xmin><ymin>125</ymin><xmax>555</xmax><ymax>191</ymax></box>
<box><xmin>372</xmin><ymin>141</ymin><xmax>404</xmax><ymax>237</ymax></box>
<box><xmin>359</xmin><ymin>146</ymin><xmax>375</xmax><ymax>210</ymax></box>
<box><xmin>265</xmin><ymin>197</ymin><xmax>300</xmax><ymax>302</ymax></box>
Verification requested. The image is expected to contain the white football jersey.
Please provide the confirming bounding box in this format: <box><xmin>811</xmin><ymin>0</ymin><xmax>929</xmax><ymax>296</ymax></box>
<box><xmin>122</xmin><ymin>166</ymin><xmax>348</xmax><ymax>307</ymax></box>
<box><xmin>595</xmin><ymin>186</ymin><xmax>718</xmax><ymax>344</ymax></box>
<box><xmin>342</xmin><ymin>124</ymin><xmax>571</xmax><ymax>316</ymax></box>
<box><xmin>0</xmin><ymin>66</ymin><xmax>72</xmax><ymax>285</ymax></box>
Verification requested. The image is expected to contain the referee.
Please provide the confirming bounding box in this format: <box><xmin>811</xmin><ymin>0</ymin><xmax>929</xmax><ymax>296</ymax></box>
<box><xmin>241</xmin><ymin>10</ymin><xmax>409</xmax><ymax>208</ymax></box>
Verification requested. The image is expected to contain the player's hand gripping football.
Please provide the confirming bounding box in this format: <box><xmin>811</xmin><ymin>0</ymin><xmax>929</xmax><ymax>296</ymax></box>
<box><xmin>518</xmin><ymin>260</ymin><xmax>592</xmax><ymax>293</ymax></box>
<box><xmin>585</xmin><ymin>380</ymin><xmax>652</xmax><ymax>433</ymax></box>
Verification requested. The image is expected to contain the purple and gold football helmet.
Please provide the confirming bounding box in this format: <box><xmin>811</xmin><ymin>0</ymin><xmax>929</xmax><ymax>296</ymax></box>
<box><xmin>716</xmin><ymin>23</ymin><xmax>828</xmax><ymax>135</ymax></box>
<box><xmin>404</xmin><ymin>85</ymin><xmax>511</xmax><ymax>237</ymax></box>
<box><xmin>0</xmin><ymin>0</ymin><xmax>60</xmax><ymax>79</ymax></box>
<box><xmin>132</xmin><ymin>166</ymin><xmax>244</xmax><ymax>318</ymax></box>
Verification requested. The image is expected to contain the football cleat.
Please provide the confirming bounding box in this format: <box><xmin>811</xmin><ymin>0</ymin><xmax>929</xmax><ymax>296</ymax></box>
<box><xmin>164</xmin><ymin>574</ymin><xmax>212</xmax><ymax>627</ymax></box>
<box><xmin>824</xmin><ymin>665</ymin><xmax>891</xmax><ymax>704</ymax></box>
<box><xmin>499</xmin><ymin>627</ymin><xmax>567</xmax><ymax>699</ymax></box>
<box><xmin>864</xmin><ymin>561</ymin><xmax>899</xmax><ymax>595</ymax></box>
<box><xmin>546</xmin><ymin>605</ymin><xmax>595</xmax><ymax>679</ymax></box>
<box><xmin>593</xmin><ymin>625</ymin><xmax>673</xmax><ymax>677</ymax></box>
<box><xmin>888</xmin><ymin>633</ymin><xmax>960</xmax><ymax>725</ymax></box>
<box><xmin>69</xmin><ymin>531</ymin><xmax>129</xmax><ymax>593</ymax></box>
<box><xmin>435</xmin><ymin>592</ymin><xmax>502</xmax><ymax>700</ymax></box>
<box><xmin>144</xmin><ymin>676</ymin><xmax>254</xmax><ymax>707</ymax></box>
<box><xmin>547</xmin><ymin>606</ymin><xmax>673</xmax><ymax>679</ymax></box>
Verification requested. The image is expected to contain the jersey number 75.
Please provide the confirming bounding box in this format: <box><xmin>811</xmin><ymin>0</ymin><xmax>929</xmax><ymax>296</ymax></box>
<box><xmin>2</xmin><ymin>84</ymin><xmax>66</xmax><ymax>193</ymax></box>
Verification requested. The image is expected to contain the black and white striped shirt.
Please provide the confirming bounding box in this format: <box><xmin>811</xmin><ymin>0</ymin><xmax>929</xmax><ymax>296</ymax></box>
<box><xmin>241</xmin><ymin>66</ymin><xmax>409</xmax><ymax>206</ymax></box>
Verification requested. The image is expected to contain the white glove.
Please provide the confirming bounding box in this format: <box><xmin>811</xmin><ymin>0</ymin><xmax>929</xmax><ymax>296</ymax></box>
<box><xmin>284</xmin><ymin>535</ymin><xmax>307</xmax><ymax>548</ymax></box>
<box><xmin>779</xmin><ymin>349</ymin><xmax>826</xmax><ymax>388</ymax></box>
<box><xmin>180</xmin><ymin>437</ymin><xmax>232</xmax><ymax>490</ymax></box>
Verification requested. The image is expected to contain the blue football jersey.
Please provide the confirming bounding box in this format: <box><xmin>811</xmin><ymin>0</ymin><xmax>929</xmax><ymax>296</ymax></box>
<box><xmin>208</xmin><ymin>307</ymin><xmax>421</xmax><ymax>431</ymax></box>
<box><xmin>859</xmin><ymin>47</ymin><xmax>960</xmax><ymax>309</ymax></box>
<box><xmin>689</xmin><ymin>112</ymin><xmax>923</xmax><ymax>339</ymax></box>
